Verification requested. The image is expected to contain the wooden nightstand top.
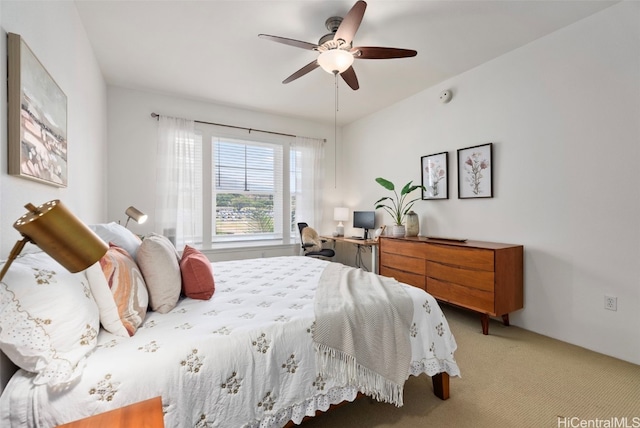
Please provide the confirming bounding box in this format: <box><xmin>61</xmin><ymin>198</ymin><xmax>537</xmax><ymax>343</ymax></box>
<box><xmin>55</xmin><ymin>396</ymin><xmax>164</xmax><ymax>428</ymax></box>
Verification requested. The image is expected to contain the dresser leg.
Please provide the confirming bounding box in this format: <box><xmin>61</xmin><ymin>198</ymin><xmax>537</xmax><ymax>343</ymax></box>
<box><xmin>480</xmin><ymin>314</ymin><xmax>489</xmax><ymax>335</ymax></box>
<box><xmin>502</xmin><ymin>314</ymin><xmax>510</xmax><ymax>326</ymax></box>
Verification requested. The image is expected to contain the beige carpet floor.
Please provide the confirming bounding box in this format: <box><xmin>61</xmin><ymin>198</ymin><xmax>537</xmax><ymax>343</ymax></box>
<box><xmin>301</xmin><ymin>305</ymin><xmax>640</xmax><ymax>427</ymax></box>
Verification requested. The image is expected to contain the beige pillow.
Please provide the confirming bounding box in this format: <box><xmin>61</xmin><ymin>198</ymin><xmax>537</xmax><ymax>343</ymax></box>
<box><xmin>136</xmin><ymin>233</ymin><xmax>181</xmax><ymax>313</ymax></box>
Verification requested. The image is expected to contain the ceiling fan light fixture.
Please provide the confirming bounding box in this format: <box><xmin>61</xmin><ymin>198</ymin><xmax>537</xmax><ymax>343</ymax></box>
<box><xmin>317</xmin><ymin>49</ymin><xmax>354</xmax><ymax>74</ymax></box>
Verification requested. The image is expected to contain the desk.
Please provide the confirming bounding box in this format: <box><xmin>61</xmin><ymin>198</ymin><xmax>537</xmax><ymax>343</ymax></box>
<box><xmin>322</xmin><ymin>236</ymin><xmax>378</xmax><ymax>273</ymax></box>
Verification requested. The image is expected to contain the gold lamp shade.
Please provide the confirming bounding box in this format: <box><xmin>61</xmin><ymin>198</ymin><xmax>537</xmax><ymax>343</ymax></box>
<box><xmin>13</xmin><ymin>200</ymin><xmax>108</xmax><ymax>273</ymax></box>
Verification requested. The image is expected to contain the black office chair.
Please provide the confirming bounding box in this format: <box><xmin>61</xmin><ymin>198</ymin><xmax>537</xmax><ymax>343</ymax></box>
<box><xmin>297</xmin><ymin>222</ymin><xmax>335</xmax><ymax>260</ymax></box>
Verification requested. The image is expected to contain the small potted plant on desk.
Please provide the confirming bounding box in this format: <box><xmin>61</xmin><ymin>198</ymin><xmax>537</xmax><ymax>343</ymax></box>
<box><xmin>374</xmin><ymin>177</ymin><xmax>424</xmax><ymax>237</ymax></box>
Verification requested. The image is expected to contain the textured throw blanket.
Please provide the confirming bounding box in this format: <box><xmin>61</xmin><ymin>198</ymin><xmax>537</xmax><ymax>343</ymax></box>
<box><xmin>313</xmin><ymin>263</ymin><xmax>414</xmax><ymax>406</ymax></box>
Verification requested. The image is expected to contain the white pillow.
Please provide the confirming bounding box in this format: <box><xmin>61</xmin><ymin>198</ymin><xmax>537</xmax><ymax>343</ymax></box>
<box><xmin>89</xmin><ymin>222</ymin><xmax>142</xmax><ymax>260</ymax></box>
<box><xmin>0</xmin><ymin>252</ymin><xmax>100</xmax><ymax>386</ymax></box>
<box><xmin>136</xmin><ymin>233</ymin><xmax>181</xmax><ymax>314</ymax></box>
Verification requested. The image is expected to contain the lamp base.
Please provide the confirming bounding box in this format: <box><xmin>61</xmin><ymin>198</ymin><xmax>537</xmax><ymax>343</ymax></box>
<box><xmin>335</xmin><ymin>225</ymin><xmax>344</xmax><ymax>236</ymax></box>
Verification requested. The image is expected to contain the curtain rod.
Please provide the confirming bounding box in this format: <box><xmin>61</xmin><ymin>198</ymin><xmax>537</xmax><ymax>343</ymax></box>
<box><xmin>150</xmin><ymin>112</ymin><xmax>326</xmax><ymax>142</ymax></box>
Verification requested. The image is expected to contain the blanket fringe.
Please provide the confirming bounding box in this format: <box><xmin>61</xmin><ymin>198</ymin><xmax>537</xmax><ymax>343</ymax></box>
<box><xmin>315</xmin><ymin>343</ymin><xmax>405</xmax><ymax>407</ymax></box>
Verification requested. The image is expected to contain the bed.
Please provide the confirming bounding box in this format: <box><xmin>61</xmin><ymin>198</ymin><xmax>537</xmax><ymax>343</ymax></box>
<box><xmin>0</xmin><ymin>224</ymin><xmax>459</xmax><ymax>427</ymax></box>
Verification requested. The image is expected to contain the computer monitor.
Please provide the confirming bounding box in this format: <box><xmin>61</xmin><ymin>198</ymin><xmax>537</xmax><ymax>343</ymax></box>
<box><xmin>353</xmin><ymin>211</ymin><xmax>375</xmax><ymax>240</ymax></box>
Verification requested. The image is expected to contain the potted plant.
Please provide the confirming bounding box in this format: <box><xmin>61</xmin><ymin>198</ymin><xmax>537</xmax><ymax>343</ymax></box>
<box><xmin>374</xmin><ymin>177</ymin><xmax>425</xmax><ymax>237</ymax></box>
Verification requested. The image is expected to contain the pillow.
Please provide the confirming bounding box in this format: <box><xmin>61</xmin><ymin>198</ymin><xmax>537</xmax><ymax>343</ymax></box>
<box><xmin>89</xmin><ymin>222</ymin><xmax>142</xmax><ymax>260</ymax></box>
<box><xmin>180</xmin><ymin>245</ymin><xmax>215</xmax><ymax>300</ymax></box>
<box><xmin>0</xmin><ymin>252</ymin><xmax>100</xmax><ymax>386</ymax></box>
<box><xmin>85</xmin><ymin>244</ymin><xmax>148</xmax><ymax>337</ymax></box>
<box><xmin>136</xmin><ymin>233</ymin><xmax>181</xmax><ymax>313</ymax></box>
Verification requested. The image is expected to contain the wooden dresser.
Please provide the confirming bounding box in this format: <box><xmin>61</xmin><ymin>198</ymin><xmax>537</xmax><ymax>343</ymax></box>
<box><xmin>378</xmin><ymin>236</ymin><xmax>523</xmax><ymax>334</ymax></box>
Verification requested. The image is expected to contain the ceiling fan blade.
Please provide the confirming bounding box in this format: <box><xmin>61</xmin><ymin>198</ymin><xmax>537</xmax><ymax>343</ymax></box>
<box><xmin>258</xmin><ymin>34</ymin><xmax>318</xmax><ymax>50</ymax></box>
<box><xmin>352</xmin><ymin>46</ymin><xmax>418</xmax><ymax>59</ymax></box>
<box><xmin>340</xmin><ymin>66</ymin><xmax>359</xmax><ymax>90</ymax></box>
<box><xmin>334</xmin><ymin>1</ymin><xmax>367</xmax><ymax>45</ymax></box>
<box><xmin>283</xmin><ymin>60</ymin><xmax>320</xmax><ymax>84</ymax></box>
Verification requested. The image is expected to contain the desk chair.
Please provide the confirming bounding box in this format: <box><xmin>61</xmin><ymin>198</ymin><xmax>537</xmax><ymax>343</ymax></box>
<box><xmin>297</xmin><ymin>222</ymin><xmax>335</xmax><ymax>260</ymax></box>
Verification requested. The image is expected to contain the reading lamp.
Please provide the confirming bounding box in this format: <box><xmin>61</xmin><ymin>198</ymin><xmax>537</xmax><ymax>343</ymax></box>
<box><xmin>333</xmin><ymin>207</ymin><xmax>349</xmax><ymax>237</ymax></box>
<box><xmin>124</xmin><ymin>206</ymin><xmax>147</xmax><ymax>229</ymax></box>
<box><xmin>0</xmin><ymin>200</ymin><xmax>108</xmax><ymax>283</ymax></box>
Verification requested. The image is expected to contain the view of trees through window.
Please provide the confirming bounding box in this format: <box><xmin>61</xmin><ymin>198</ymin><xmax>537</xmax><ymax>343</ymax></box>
<box><xmin>215</xmin><ymin>194</ymin><xmax>274</xmax><ymax>235</ymax></box>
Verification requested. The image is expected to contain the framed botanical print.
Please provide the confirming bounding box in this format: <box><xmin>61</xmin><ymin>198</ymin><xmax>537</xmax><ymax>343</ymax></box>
<box><xmin>457</xmin><ymin>143</ymin><xmax>493</xmax><ymax>199</ymax></box>
<box><xmin>421</xmin><ymin>151</ymin><xmax>448</xmax><ymax>200</ymax></box>
<box><xmin>8</xmin><ymin>32</ymin><xmax>68</xmax><ymax>187</ymax></box>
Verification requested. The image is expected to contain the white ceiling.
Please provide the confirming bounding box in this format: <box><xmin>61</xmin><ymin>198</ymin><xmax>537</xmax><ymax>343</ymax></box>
<box><xmin>74</xmin><ymin>0</ymin><xmax>617</xmax><ymax>125</ymax></box>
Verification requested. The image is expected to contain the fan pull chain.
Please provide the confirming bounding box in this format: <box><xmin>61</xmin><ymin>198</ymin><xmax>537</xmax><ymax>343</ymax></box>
<box><xmin>335</xmin><ymin>72</ymin><xmax>339</xmax><ymax>113</ymax></box>
<box><xmin>334</xmin><ymin>72</ymin><xmax>339</xmax><ymax>188</ymax></box>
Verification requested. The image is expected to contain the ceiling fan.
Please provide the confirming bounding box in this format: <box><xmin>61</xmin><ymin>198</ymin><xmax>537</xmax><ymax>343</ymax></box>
<box><xmin>258</xmin><ymin>0</ymin><xmax>417</xmax><ymax>90</ymax></box>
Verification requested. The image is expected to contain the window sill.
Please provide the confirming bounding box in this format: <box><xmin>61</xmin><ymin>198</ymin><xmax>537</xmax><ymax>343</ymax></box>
<box><xmin>196</xmin><ymin>241</ymin><xmax>300</xmax><ymax>261</ymax></box>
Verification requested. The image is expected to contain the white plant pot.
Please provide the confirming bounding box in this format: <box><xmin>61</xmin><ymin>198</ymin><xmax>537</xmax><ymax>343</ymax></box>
<box><xmin>391</xmin><ymin>225</ymin><xmax>405</xmax><ymax>237</ymax></box>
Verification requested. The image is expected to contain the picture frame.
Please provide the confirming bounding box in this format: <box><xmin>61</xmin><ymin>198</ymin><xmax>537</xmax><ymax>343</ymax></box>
<box><xmin>457</xmin><ymin>143</ymin><xmax>493</xmax><ymax>199</ymax></box>
<box><xmin>8</xmin><ymin>32</ymin><xmax>68</xmax><ymax>187</ymax></box>
<box><xmin>421</xmin><ymin>151</ymin><xmax>448</xmax><ymax>200</ymax></box>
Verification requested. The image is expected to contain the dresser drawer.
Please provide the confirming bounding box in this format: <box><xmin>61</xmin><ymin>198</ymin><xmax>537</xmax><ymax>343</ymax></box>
<box><xmin>380</xmin><ymin>266</ymin><xmax>425</xmax><ymax>290</ymax></box>
<box><xmin>381</xmin><ymin>252</ymin><xmax>425</xmax><ymax>275</ymax></box>
<box><xmin>426</xmin><ymin>261</ymin><xmax>494</xmax><ymax>292</ymax></box>
<box><xmin>426</xmin><ymin>278</ymin><xmax>494</xmax><ymax>314</ymax></box>
<box><xmin>381</xmin><ymin>239</ymin><xmax>427</xmax><ymax>258</ymax></box>
<box><xmin>426</xmin><ymin>244</ymin><xmax>494</xmax><ymax>271</ymax></box>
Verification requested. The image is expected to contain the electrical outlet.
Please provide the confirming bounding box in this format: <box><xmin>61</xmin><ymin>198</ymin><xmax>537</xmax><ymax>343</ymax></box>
<box><xmin>604</xmin><ymin>295</ymin><xmax>617</xmax><ymax>311</ymax></box>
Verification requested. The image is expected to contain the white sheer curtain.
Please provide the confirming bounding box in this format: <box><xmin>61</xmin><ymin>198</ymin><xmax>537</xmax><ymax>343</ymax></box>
<box><xmin>292</xmin><ymin>136</ymin><xmax>325</xmax><ymax>235</ymax></box>
<box><xmin>156</xmin><ymin>115</ymin><xmax>198</xmax><ymax>249</ymax></box>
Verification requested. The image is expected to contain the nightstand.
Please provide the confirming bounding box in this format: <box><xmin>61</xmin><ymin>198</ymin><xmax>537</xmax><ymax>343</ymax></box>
<box><xmin>55</xmin><ymin>396</ymin><xmax>164</xmax><ymax>428</ymax></box>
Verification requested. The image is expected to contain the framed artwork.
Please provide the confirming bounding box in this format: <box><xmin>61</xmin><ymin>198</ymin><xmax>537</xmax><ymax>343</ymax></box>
<box><xmin>457</xmin><ymin>143</ymin><xmax>493</xmax><ymax>199</ymax></box>
<box><xmin>8</xmin><ymin>33</ymin><xmax>68</xmax><ymax>187</ymax></box>
<box><xmin>421</xmin><ymin>151</ymin><xmax>448</xmax><ymax>200</ymax></box>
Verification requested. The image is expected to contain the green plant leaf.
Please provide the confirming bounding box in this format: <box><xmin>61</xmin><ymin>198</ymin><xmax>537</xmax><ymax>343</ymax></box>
<box><xmin>375</xmin><ymin>177</ymin><xmax>395</xmax><ymax>191</ymax></box>
<box><xmin>400</xmin><ymin>181</ymin><xmax>414</xmax><ymax>195</ymax></box>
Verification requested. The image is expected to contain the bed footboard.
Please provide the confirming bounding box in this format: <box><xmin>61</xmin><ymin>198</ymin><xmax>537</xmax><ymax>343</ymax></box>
<box><xmin>432</xmin><ymin>372</ymin><xmax>450</xmax><ymax>400</ymax></box>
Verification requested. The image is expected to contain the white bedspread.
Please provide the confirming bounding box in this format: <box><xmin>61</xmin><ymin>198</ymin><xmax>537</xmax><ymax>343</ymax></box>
<box><xmin>0</xmin><ymin>256</ymin><xmax>459</xmax><ymax>427</ymax></box>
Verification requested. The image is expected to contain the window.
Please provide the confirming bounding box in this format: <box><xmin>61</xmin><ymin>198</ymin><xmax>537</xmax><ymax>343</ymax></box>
<box><xmin>190</xmin><ymin>124</ymin><xmax>323</xmax><ymax>249</ymax></box>
<box><xmin>212</xmin><ymin>138</ymin><xmax>284</xmax><ymax>241</ymax></box>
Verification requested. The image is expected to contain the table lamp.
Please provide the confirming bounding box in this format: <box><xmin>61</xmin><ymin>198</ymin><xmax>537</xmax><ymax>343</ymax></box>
<box><xmin>124</xmin><ymin>206</ymin><xmax>147</xmax><ymax>229</ymax></box>
<box><xmin>0</xmin><ymin>200</ymin><xmax>109</xmax><ymax>283</ymax></box>
<box><xmin>333</xmin><ymin>207</ymin><xmax>349</xmax><ymax>237</ymax></box>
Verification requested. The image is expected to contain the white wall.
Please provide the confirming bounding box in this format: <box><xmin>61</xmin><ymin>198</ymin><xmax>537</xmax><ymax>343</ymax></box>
<box><xmin>0</xmin><ymin>0</ymin><xmax>108</xmax><ymax>257</ymax></box>
<box><xmin>0</xmin><ymin>0</ymin><xmax>108</xmax><ymax>392</ymax></box>
<box><xmin>106</xmin><ymin>86</ymin><xmax>340</xmax><ymax>259</ymax></box>
<box><xmin>342</xmin><ymin>1</ymin><xmax>640</xmax><ymax>364</ymax></box>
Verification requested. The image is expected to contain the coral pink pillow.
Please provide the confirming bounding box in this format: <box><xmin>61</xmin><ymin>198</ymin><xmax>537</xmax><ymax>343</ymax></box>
<box><xmin>180</xmin><ymin>245</ymin><xmax>214</xmax><ymax>300</ymax></box>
